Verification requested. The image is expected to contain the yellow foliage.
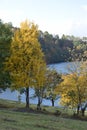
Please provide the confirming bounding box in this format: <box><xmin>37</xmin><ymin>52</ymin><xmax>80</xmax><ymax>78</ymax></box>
<box><xmin>55</xmin><ymin>66</ymin><xmax>87</xmax><ymax>108</ymax></box>
<box><xmin>6</xmin><ymin>20</ymin><xmax>46</xmax><ymax>89</ymax></box>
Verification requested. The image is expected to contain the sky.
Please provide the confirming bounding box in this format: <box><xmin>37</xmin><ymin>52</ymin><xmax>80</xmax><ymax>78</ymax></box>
<box><xmin>0</xmin><ymin>0</ymin><xmax>87</xmax><ymax>37</ymax></box>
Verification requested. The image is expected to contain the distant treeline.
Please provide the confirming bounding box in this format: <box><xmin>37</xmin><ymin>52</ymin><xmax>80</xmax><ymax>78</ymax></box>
<box><xmin>0</xmin><ymin>19</ymin><xmax>87</xmax><ymax>65</ymax></box>
<box><xmin>38</xmin><ymin>31</ymin><xmax>87</xmax><ymax>64</ymax></box>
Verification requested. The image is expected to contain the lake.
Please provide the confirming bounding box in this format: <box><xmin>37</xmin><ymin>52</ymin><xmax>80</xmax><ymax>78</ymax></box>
<box><xmin>0</xmin><ymin>62</ymin><xmax>75</xmax><ymax>106</ymax></box>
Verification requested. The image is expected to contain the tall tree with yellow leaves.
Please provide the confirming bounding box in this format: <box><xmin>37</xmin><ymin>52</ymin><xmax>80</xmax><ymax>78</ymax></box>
<box><xmin>6</xmin><ymin>20</ymin><xmax>46</xmax><ymax>108</ymax></box>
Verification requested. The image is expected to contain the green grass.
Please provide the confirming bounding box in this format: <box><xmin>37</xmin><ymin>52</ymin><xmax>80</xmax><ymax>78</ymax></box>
<box><xmin>0</xmin><ymin>99</ymin><xmax>87</xmax><ymax>130</ymax></box>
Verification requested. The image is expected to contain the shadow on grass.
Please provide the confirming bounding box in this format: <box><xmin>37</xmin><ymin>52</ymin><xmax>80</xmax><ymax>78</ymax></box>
<box><xmin>0</xmin><ymin>99</ymin><xmax>87</xmax><ymax>122</ymax></box>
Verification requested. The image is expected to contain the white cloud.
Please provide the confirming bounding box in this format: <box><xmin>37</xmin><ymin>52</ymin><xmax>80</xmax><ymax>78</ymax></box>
<box><xmin>0</xmin><ymin>10</ymin><xmax>25</xmax><ymax>26</ymax></box>
<box><xmin>1</xmin><ymin>9</ymin><xmax>87</xmax><ymax>37</ymax></box>
<box><xmin>46</xmin><ymin>20</ymin><xmax>87</xmax><ymax>37</ymax></box>
<box><xmin>69</xmin><ymin>22</ymin><xmax>87</xmax><ymax>37</ymax></box>
<box><xmin>38</xmin><ymin>19</ymin><xmax>73</xmax><ymax>37</ymax></box>
<box><xmin>82</xmin><ymin>5</ymin><xmax>87</xmax><ymax>11</ymax></box>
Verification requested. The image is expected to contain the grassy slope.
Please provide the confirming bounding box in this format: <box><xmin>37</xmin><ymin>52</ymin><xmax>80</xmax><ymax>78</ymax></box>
<box><xmin>0</xmin><ymin>99</ymin><xmax>87</xmax><ymax>130</ymax></box>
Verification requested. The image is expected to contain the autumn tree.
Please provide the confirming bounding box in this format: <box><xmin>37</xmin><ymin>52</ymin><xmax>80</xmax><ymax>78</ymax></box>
<box><xmin>6</xmin><ymin>20</ymin><xmax>46</xmax><ymax>108</ymax></box>
<box><xmin>56</xmin><ymin>62</ymin><xmax>87</xmax><ymax>115</ymax></box>
<box><xmin>45</xmin><ymin>69</ymin><xmax>62</xmax><ymax>106</ymax></box>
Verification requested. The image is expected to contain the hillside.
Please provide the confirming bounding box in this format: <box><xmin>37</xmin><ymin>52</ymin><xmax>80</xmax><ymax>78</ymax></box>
<box><xmin>0</xmin><ymin>99</ymin><xmax>87</xmax><ymax>130</ymax></box>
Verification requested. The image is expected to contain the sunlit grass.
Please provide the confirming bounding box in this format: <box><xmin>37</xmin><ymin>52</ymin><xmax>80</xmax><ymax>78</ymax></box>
<box><xmin>0</xmin><ymin>99</ymin><xmax>87</xmax><ymax>130</ymax></box>
<box><xmin>0</xmin><ymin>109</ymin><xmax>87</xmax><ymax>130</ymax></box>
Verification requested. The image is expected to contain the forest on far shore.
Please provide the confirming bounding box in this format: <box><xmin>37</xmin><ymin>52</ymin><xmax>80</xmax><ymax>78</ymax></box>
<box><xmin>0</xmin><ymin>19</ymin><xmax>87</xmax><ymax>64</ymax></box>
<box><xmin>38</xmin><ymin>31</ymin><xmax>87</xmax><ymax>64</ymax></box>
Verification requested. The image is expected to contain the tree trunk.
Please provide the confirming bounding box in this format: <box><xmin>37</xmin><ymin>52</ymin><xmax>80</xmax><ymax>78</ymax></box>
<box><xmin>51</xmin><ymin>98</ymin><xmax>54</xmax><ymax>107</ymax></box>
<box><xmin>26</xmin><ymin>87</ymin><xmax>29</xmax><ymax>108</ymax></box>
<box><xmin>81</xmin><ymin>108</ymin><xmax>85</xmax><ymax>116</ymax></box>
<box><xmin>37</xmin><ymin>96</ymin><xmax>41</xmax><ymax>110</ymax></box>
<box><xmin>81</xmin><ymin>103</ymin><xmax>87</xmax><ymax>116</ymax></box>
<box><xmin>77</xmin><ymin>104</ymin><xmax>80</xmax><ymax>115</ymax></box>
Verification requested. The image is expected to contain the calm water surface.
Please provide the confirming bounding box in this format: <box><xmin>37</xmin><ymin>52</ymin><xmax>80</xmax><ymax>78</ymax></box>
<box><xmin>0</xmin><ymin>62</ymin><xmax>74</xmax><ymax>106</ymax></box>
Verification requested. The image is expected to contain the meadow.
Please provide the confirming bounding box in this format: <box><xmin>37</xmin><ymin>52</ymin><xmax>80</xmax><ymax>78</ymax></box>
<box><xmin>0</xmin><ymin>99</ymin><xmax>87</xmax><ymax>130</ymax></box>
